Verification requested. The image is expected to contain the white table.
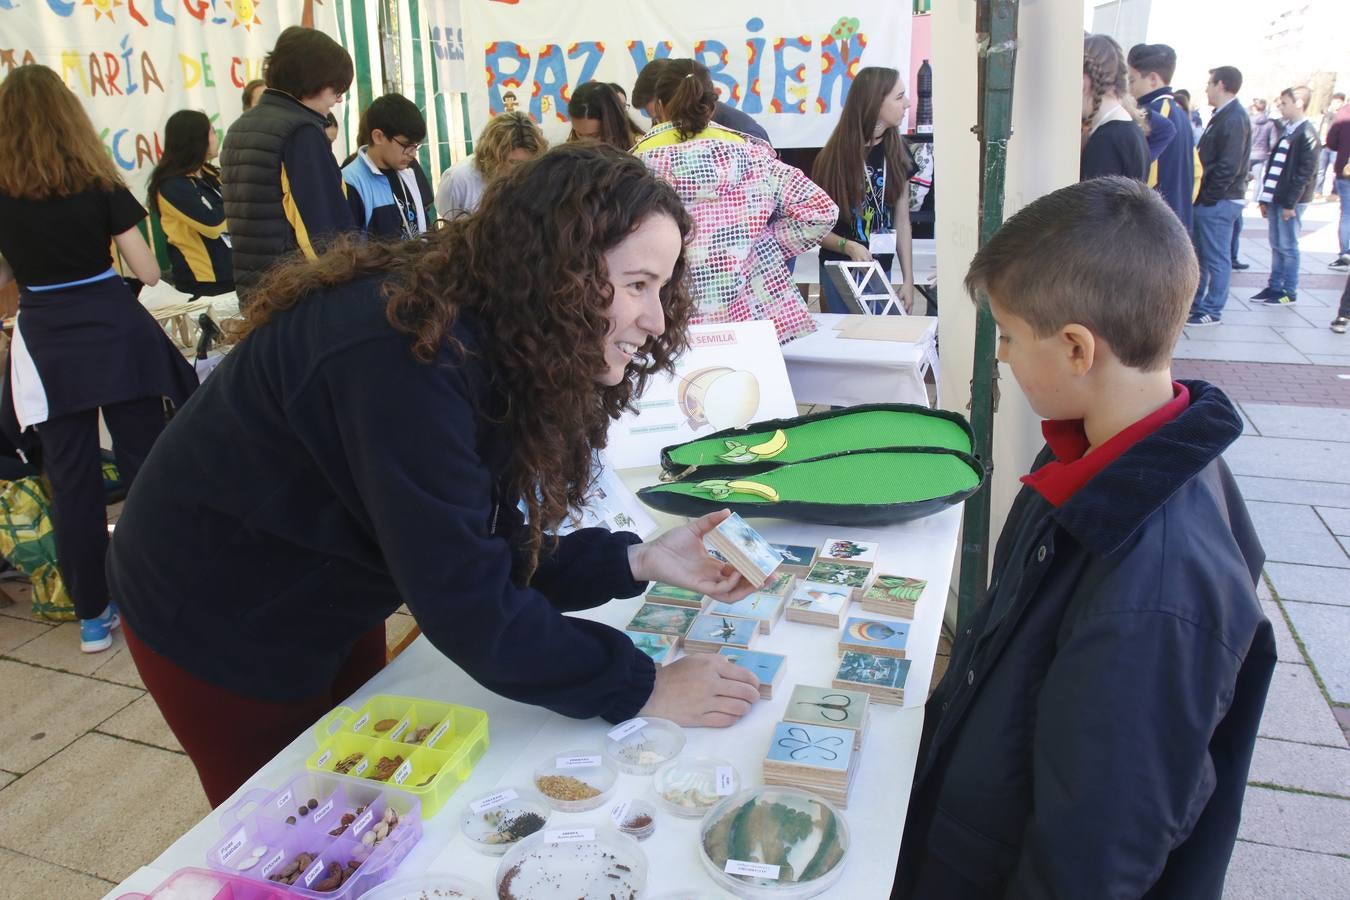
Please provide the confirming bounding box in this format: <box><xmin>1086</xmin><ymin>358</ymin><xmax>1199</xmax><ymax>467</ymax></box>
<box><xmin>108</xmin><ymin>470</ymin><xmax>960</xmax><ymax>900</ymax></box>
<box><xmin>782</xmin><ymin>313</ymin><xmax>938</xmax><ymax>408</ymax></box>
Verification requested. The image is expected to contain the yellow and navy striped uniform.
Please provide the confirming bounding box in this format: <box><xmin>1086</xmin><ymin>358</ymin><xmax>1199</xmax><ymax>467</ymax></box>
<box><xmin>153</xmin><ymin>167</ymin><xmax>233</xmax><ymax>295</ymax></box>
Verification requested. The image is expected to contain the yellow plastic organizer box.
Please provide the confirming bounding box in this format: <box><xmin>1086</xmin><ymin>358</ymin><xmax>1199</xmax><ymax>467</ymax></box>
<box><xmin>306</xmin><ymin>695</ymin><xmax>489</xmax><ymax>819</ymax></box>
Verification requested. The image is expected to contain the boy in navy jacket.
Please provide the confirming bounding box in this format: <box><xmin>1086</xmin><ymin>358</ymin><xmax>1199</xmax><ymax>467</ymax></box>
<box><xmin>1127</xmin><ymin>43</ymin><xmax>1197</xmax><ymax>231</ymax></box>
<box><xmin>895</xmin><ymin>176</ymin><xmax>1275</xmax><ymax>899</ymax></box>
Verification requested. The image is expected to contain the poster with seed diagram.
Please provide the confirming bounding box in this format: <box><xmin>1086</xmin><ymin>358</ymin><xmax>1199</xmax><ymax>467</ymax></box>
<box><xmin>627</xmin><ymin>603</ymin><xmax>699</xmax><ymax>636</ymax></box>
<box><xmin>784</xmin><ymin>685</ymin><xmax>868</xmax><ymax>730</ymax></box>
<box><xmin>806</xmin><ymin>560</ymin><xmax>871</xmax><ymax>588</ymax></box>
<box><xmin>718</xmin><ymin>647</ymin><xmax>785</xmax><ymax>684</ymax></box>
<box><xmin>837</xmin><ymin>651</ymin><xmax>910</xmax><ymax>689</ymax></box>
<box><xmin>766</xmin><ymin>722</ymin><xmax>853</xmax><ymax>771</ymax></box>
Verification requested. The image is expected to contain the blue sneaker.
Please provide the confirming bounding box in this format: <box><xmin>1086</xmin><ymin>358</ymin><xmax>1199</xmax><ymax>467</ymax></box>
<box><xmin>80</xmin><ymin>605</ymin><xmax>121</xmax><ymax>653</ymax></box>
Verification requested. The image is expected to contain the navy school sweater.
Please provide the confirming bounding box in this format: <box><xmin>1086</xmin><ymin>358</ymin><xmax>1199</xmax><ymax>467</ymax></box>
<box><xmin>1140</xmin><ymin>87</ymin><xmax>1198</xmax><ymax>231</ymax></box>
<box><xmin>106</xmin><ymin>274</ymin><xmax>656</xmax><ymax>719</ymax></box>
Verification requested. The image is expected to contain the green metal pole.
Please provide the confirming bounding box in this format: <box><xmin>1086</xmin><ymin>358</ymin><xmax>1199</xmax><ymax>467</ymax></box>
<box><xmin>957</xmin><ymin>0</ymin><xmax>1019</xmax><ymax>628</ymax></box>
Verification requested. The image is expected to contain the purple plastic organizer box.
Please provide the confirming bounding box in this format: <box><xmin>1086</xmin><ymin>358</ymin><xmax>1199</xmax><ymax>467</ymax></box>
<box><xmin>205</xmin><ymin>771</ymin><xmax>422</xmax><ymax>897</ymax></box>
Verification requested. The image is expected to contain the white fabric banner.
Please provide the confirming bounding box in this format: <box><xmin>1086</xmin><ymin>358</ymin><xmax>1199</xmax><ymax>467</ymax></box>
<box><xmin>0</xmin><ymin>0</ymin><xmax>339</xmax><ymax>201</ymax></box>
<box><xmin>460</xmin><ymin>0</ymin><xmax>911</xmax><ymax>148</ymax></box>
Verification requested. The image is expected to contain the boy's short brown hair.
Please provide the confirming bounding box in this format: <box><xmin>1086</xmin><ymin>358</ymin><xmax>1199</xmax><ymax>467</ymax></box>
<box><xmin>264</xmin><ymin>26</ymin><xmax>354</xmax><ymax>101</ymax></box>
<box><xmin>965</xmin><ymin>176</ymin><xmax>1197</xmax><ymax>371</ymax></box>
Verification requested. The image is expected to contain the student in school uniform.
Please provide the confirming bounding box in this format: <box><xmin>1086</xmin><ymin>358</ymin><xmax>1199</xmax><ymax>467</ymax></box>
<box><xmin>0</xmin><ymin>66</ymin><xmax>197</xmax><ymax>653</ymax></box>
<box><xmin>341</xmin><ymin>94</ymin><xmax>436</xmax><ymax>241</ymax></box>
<box><xmin>146</xmin><ymin>110</ymin><xmax>233</xmax><ymax>297</ymax></box>
<box><xmin>220</xmin><ymin>26</ymin><xmax>357</xmax><ymax>303</ymax></box>
<box><xmin>1081</xmin><ymin>34</ymin><xmax>1151</xmax><ymax>181</ymax></box>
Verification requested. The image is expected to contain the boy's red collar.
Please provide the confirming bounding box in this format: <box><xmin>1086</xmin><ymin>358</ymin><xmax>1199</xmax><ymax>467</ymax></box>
<box><xmin>1021</xmin><ymin>382</ymin><xmax>1190</xmax><ymax>507</ymax></box>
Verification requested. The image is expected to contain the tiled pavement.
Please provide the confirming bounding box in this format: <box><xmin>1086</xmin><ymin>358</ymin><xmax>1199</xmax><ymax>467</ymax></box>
<box><xmin>0</xmin><ymin>204</ymin><xmax>1345</xmax><ymax>899</ymax></box>
<box><xmin>1186</xmin><ymin>200</ymin><xmax>1350</xmax><ymax>899</ymax></box>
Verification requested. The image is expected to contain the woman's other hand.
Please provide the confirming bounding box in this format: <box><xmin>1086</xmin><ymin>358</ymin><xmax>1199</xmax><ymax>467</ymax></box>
<box><xmin>639</xmin><ymin>653</ymin><xmax>761</xmax><ymax>727</ymax></box>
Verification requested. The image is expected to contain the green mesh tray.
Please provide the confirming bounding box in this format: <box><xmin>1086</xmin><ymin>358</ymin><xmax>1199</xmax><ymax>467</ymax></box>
<box><xmin>660</xmin><ymin>404</ymin><xmax>973</xmax><ymax>475</ymax></box>
<box><xmin>638</xmin><ymin>448</ymin><xmax>985</xmax><ymax>526</ymax></box>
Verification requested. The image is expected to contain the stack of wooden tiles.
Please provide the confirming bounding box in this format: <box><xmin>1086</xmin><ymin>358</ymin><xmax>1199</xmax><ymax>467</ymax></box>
<box><xmin>761</xmin><ymin>685</ymin><xmax>870</xmax><ymax>807</ymax></box>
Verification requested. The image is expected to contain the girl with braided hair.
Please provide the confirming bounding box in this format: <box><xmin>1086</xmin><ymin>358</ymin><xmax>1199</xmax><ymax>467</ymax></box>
<box><xmin>1081</xmin><ymin>33</ymin><xmax>1152</xmax><ymax>181</ymax></box>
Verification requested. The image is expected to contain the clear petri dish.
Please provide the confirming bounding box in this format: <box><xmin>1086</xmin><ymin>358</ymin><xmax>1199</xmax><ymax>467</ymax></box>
<box><xmin>359</xmin><ymin>872</ymin><xmax>495</xmax><ymax>900</ymax></box>
<box><xmin>495</xmin><ymin>824</ymin><xmax>646</xmax><ymax>899</ymax></box>
<box><xmin>602</xmin><ymin>716</ymin><xmax>686</xmax><ymax>775</ymax></box>
<box><xmin>610</xmin><ymin>798</ymin><xmax>657</xmax><ymax>841</ymax></box>
<box><xmin>698</xmin><ymin>787</ymin><xmax>850</xmax><ymax>899</ymax></box>
<box><xmin>531</xmin><ymin>750</ymin><xmax>618</xmax><ymax>813</ymax></box>
<box><xmin>458</xmin><ymin>787</ymin><xmax>552</xmax><ymax>856</ymax></box>
<box><xmin>653</xmin><ymin>756</ymin><xmax>741</xmax><ymax>818</ymax></box>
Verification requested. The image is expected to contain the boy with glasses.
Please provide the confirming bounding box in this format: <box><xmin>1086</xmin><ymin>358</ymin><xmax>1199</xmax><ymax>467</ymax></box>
<box><xmin>342</xmin><ymin>94</ymin><xmax>436</xmax><ymax>241</ymax></box>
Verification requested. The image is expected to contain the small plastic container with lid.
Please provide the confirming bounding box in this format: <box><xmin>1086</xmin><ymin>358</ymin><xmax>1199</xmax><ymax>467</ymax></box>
<box><xmin>531</xmin><ymin>750</ymin><xmax>618</xmax><ymax>812</ymax></box>
<box><xmin>610</xmin><ymin>798</ymin><xmax>658</xmax><ymax>841</ymax></box>
<box><xmin>603</xmin><ymin>716</ymin><xmax>686</xmax><ymax>775</ymax></box>
<box><xmin>653</xmin><ymin>756</ymin><xmax>741</xmax><ymax>818</ymax></box>
<box><xmin>458</xmin><ymin>786</ymin><xmax>552</xmax><ymax>855</ymax></box>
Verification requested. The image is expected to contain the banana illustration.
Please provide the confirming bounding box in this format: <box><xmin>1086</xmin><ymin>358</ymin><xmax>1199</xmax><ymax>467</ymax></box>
<box><xmin>693</xmin><ymin>479</ymin><xmax>780</xmax><ymax>502</ymax></box>
<box><xmin>727</xmin><ymin>480</ymin><xmax>780</xmax><ymax>501</ymax></box>
<box><xmin>715</xmin><ymin>429</ymin><xmax>788</xmax><ymax>463</ymax></box>
<box><xmin>746</xmin><ymin>429</ymin><xmax>788</xmax><ymax>458</ymax></box>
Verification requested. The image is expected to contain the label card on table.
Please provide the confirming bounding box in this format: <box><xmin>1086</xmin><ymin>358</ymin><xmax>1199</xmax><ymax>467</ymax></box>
<box><xmin>556</xmin><ymin>755</ymin><xmax>602</xmax><ymax>769</ymax></box>
<box><xmin>471</xmin><ymin>790</ymin><xmax>519</xmax><ymax>815</ymax></box>
<box><xmin>726</xmin><ymin>860</ymin><xmax>781</xmax><ymax>879</ymax></box>
<box><xmin>546</xmin><ymin>828</ymin><xmax>596</xmax><ymax>844</ymax></box>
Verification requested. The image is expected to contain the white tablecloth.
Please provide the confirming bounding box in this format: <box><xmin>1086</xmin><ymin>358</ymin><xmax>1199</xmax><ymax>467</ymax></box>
<box><xmin>108</xmin><ymin>473</ymin><xmax>960</xmax><ymax>900</ymax></box>
<box><xmin>782</xmin><ymin>313</ymin><xmax>937</xmax><ymax>408</ymax></box>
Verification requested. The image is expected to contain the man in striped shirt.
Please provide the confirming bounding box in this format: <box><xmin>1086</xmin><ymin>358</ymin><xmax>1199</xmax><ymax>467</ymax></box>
<box><xmin>1252</xmin><ymin>89</ymin><xmax>1319</xmax><ymax>307</ymax></box>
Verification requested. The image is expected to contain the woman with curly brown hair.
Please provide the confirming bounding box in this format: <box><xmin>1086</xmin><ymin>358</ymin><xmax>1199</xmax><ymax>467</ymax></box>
<box><xmin>436</xmin><ymin>111</ymin><xmax>548</xmax><ymax>218</ymax></box>
<box><xmin>105</xmin><ymin>144</ymin><xmax>761</xmax><ymax>805</ymax></box>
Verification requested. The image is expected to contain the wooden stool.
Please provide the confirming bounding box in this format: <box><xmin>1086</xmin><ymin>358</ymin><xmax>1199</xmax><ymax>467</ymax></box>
<box><xmin>146</xmin><ymin>302</ymin><xmax>212</xmax><ymax>350</ymax></box>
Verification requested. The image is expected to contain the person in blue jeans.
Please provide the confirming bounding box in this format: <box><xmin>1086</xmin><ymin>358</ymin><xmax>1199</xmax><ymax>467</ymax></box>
<box><xmin>1188</xmin><ymin>67</ymin><xmax>1251</xmax><ymax>327</ymax></box>
<box><xmin>1326</xmin><ymin>99</ymin><xmax>1350</xmax><ymax>270</ymax></box>
<box><xmin>1252</xmin><ymin>89</ymin><xmax>1318</xmax><ymax>307</ymax></box>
